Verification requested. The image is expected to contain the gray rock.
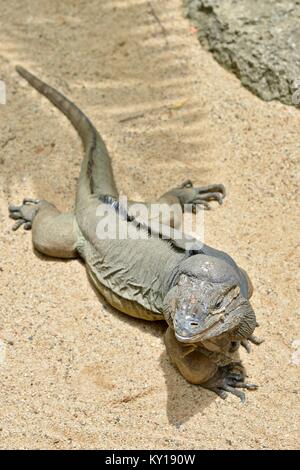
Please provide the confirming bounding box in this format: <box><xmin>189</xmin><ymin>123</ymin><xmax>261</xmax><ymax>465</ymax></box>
<box><xmin>291</xmin><ymin>339</ymin><xmax>300</xmax><ymax>365</ymax></box>
<box><xmin>185</xmin><ymin>0</ymin><xmax>300</xmax><ymax>105</ymax></box>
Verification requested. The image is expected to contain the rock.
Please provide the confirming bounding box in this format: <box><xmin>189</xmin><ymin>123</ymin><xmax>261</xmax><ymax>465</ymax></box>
<box><xmin>0</xmin><ymin>340</ymin><xmax>6</xmax><ymax>364</ymax></box>
<box><xmin>185</xmin><ymin>0</ymin><xmax>300</xmax><ymax>105</ymax></box>
<box><xmin>291</xmin><ymin>339</ymin><xmax>300</xmax><ymax>365</ymax></box>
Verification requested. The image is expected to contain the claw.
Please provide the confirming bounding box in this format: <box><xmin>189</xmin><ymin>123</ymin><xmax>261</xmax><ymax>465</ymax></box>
<box><xmin>222</xmin><ymin>385</ymin><xmax>246</xmax><ymax>403</ymax></box>
<box><xmin>241</xmin><ymin>339</ymin><xmax>252</xmax><ymax>353</ymax></box>
<box><xmin>23</xmin><ymin>198</ymin><xmax>40</xmax><ymax>205</ymax></box>
<box><xmin>197</xmin><ymin>184</ymin><xmax>226</xmax><ymax>197</ymax></box>
<box><xmin>8</xmin><ymin>198</ymin><xmax>39</xmax><ymax>232</ymax></box>
<box><xmin>202</xmin><ymin>360</ymin><xmax>254</xmax><ymax>402</ymax></box>
<box><xmin>249</xmin><ymin>334</ymin><xmax>264</xmax><ymax>345</ymax></box>
<box><xmin>8</xmin><ymin>204</ymin><xmax>21</xmax><ymax>212</ymax></box>
<box><xmin>234</xmin><ymin>382</ymin><xmax>258</xmax><ymax>391</ymax></box>
<box><xmin>192</xmin><ymin>200</ymin><xmax>211</xmax><ymax>211</ymax></box>
<box><xmin>196</xmin><ymin>192</ymin><xmax>224</xmax><ymax>204</ymax></box>
<box><xmin>9</xmin><ymin>211</ymin><xmax>22</xmax><ymax>220</ymax></box>
<box><xmin>213</xmin><ymin>388</ymin><xmax>228</xmax><ymax>400</ymax></box>
<box><xmin>180</xmin><ymin>179</ymin><xmax>193</xmax><ymax>189</ymax></box>
<box><xmin>12</xmin><ymin>219</ymin><xmax>25</xmax><ymax>231</ymax></box>
<box><xmin>189</xmin><ymin>184</ymin><xmax>226</xmax><ymax>211</ymax></box>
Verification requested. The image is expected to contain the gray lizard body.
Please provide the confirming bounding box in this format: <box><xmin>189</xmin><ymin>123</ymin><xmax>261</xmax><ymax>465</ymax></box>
<box><xmin>9</xmin><ymin>66</ymin><xmax>262</xmax><ymax>401</ymax></box>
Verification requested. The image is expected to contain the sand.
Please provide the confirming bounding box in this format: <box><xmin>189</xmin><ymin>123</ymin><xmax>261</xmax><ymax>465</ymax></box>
<box><xmin>0</xmin><ymin>0</ymin><xmax>299</xmax><ymax>450</ymax></box>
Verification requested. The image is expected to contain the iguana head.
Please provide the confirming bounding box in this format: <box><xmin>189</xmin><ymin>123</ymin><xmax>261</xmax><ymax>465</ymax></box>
<box><xmin>163</xmin><ymin>255</ymin><xmax>256</xmax><ymax>343</ymax></box>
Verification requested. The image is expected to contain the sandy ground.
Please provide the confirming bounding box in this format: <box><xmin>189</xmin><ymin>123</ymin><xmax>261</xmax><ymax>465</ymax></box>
<box><xmin>0</xmin><ymin>0</ymin><xmax>299</xmax><ymax>450</ymax></box>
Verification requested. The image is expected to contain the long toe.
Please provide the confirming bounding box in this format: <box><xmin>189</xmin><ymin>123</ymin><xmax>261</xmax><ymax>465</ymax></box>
<box><xmin>234</xmin><ymin>382</ymin><xmax>258</xmax><ymax>391</ymax></box>
<box><xmin>9</xmin><ymin>204</ymin><xmax>21</xmax><ymax>212</ymax></box>
<box><xmin>180</xmin><ymin>179</ymin><xmax>193</xmax><ymax>188</ymax></box>
<box><xmin>194</xmin><ymin>193</ymin><xmax>224</xmax><ymax>204</ymax></box>
<box><xmin>23</xmin><ymin>222</ymin><xmax>32</xmax><ymax>230</ymax></box>
<box><xmin>241</xmin><ymin>339</ymin><xmax>252</xmax><ymax>353</ymax></box>
<box><xmin>211</xmin><ymin>388</ymin><xmax>228</xmax><ymax>400</ymax></box>
<box><xmin>9</xmin><ymin>211</ymin><xmax>22</xmax><ymax>220</ymax></box>
<box><xmin>12</xmin><ymin>219</ymin><xmax>25</xmax><ymax>231</ymax></box>
<box><xmin>222</xmin><ymin>385</ymin><xmax>246</xmax><ymax>403</ymax></box>
<box><xmin>23</xmin><ymin>198</ymin><xmax>40</xmax><ymax>205</ymax></box>
<box><xmin>192</xmin><ymin>200</ymin><xmax>211</xmax><ymax>211</ymax></box>
<box><xmin>197</xmin><ymin>184</ymin><xmax>226</xmax><ymax>196</ymax></box>
<box><xmin>249</xmin><ymin>334</ymin><xmax>264</xmax><ymax>345</ymax></box>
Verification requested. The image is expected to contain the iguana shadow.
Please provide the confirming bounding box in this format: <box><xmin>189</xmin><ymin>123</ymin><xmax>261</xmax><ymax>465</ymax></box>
<box><xmin>86</xmin><ymin>264</ymin><xmax>217</xmax><ymax>424</ymax></box>
<box><xmin>33</xmin><ymin>251</ymin><xmax>216</xmax><ymax>423</ymax></box>
<box><xmin>159</xmin><ymin>351</ymin><xmax>216</xmax><ymax>425</ymax></box>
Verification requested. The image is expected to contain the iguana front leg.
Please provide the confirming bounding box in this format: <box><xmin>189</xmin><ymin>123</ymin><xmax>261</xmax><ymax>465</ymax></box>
<box><xmin>164</xmin><ymin>327</ymin><xmax>257</xmax><ymax>402</ymax></box>
<box><xmin>201</xmin><ymin>362</ymin><xmax>258</xmax><ymax>402</ymax></box>
<box><xmin>9</xmin><ymin>199</ymin><xmax>78</xmax><ymax>259</ymax></box>
<box><xmin>164</xmin><ymin>326</ymin><xmax>218</xmax><ymax>383</ymax></box>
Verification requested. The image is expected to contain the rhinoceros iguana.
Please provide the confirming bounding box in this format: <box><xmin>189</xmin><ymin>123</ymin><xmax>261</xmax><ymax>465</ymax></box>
<box><xmin>9</xmin><ymin>66</ymin><xmax>263</xmax><ymax>401</ymax></box>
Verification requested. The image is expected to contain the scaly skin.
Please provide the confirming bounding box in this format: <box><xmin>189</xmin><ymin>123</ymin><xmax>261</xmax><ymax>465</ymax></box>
<box><xmin>9</xmin><ymin>67</ymin><xmax>263</xmax><ymax>402</ymax></box>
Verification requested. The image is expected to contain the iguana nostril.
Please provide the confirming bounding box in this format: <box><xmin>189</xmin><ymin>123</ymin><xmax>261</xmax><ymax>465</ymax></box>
<box><xmin>190</xmin><ymin>321</ymin><xmax>199</xmax><ymax>327</ymax></box>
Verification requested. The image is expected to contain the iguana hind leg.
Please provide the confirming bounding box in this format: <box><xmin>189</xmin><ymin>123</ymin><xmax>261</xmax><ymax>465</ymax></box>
<box><xmin>9</xmin><ymin>199</ymin><xmax>77</xmax><ymax>259</ymax></box>
<box><xmin>149</xmin><ymin>179</ymin><xmax>226</xmax><ymax>230</ymax></box>
<box><xmin>158</xmin><ymin>179</ymin><xmax>226</xmax><ymax>212</ymax></box>
<box><xmin>100</xmin><ymin>179</ymin><xmax>226</xmax><ymax>232</ymax></box>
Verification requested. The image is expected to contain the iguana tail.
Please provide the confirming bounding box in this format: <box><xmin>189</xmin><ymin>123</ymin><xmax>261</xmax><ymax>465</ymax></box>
<box><xmin>16</xmin><ymin>66</ymin><xmax>118</xmax><ymax>209</ymax></box>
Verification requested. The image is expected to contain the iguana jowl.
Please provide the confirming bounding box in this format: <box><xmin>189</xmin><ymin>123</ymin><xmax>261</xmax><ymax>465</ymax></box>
<box><xmin>9</xmin><ymin>67</ymin><xmax>262</xmax><ymax>401</ymax></box>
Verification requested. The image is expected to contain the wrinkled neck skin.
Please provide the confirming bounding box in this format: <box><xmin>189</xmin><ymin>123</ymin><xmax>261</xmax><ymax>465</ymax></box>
<box><xmin>162</xmin><ymin>254</ymin><xmax>257</xmax><ymax>349</ymax></box>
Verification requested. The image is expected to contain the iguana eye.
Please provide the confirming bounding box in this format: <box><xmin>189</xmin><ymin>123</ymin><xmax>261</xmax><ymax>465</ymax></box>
<box><xmin>213</xmin><ymin>285</ymin><xmax>240</xmax><ymax>314</ymax></box>
<box><xmin>211</xmin><ymin>297</ymin><xmax>225</xmax><ymax>315</ymax></box>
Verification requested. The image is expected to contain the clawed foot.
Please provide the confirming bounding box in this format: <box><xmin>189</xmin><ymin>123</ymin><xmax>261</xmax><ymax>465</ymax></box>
<box><xmin>179</xmin><ymin>180</ymin><xmax>226</xmax><ymax>211</ymax></box>
<box><xmin>241</xmin><ymin>334</ymin><xmax>265</xmax><ymax>353</ymax></box>
<box><xmin>202</xmin><ymin>362</ymin><xmax>258</xmax><ymax>403</ymax></box>
<box><xmin>9</xmin><ymin>198</ymin><xmax>40</xmax><ymax>231</ymax></box>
